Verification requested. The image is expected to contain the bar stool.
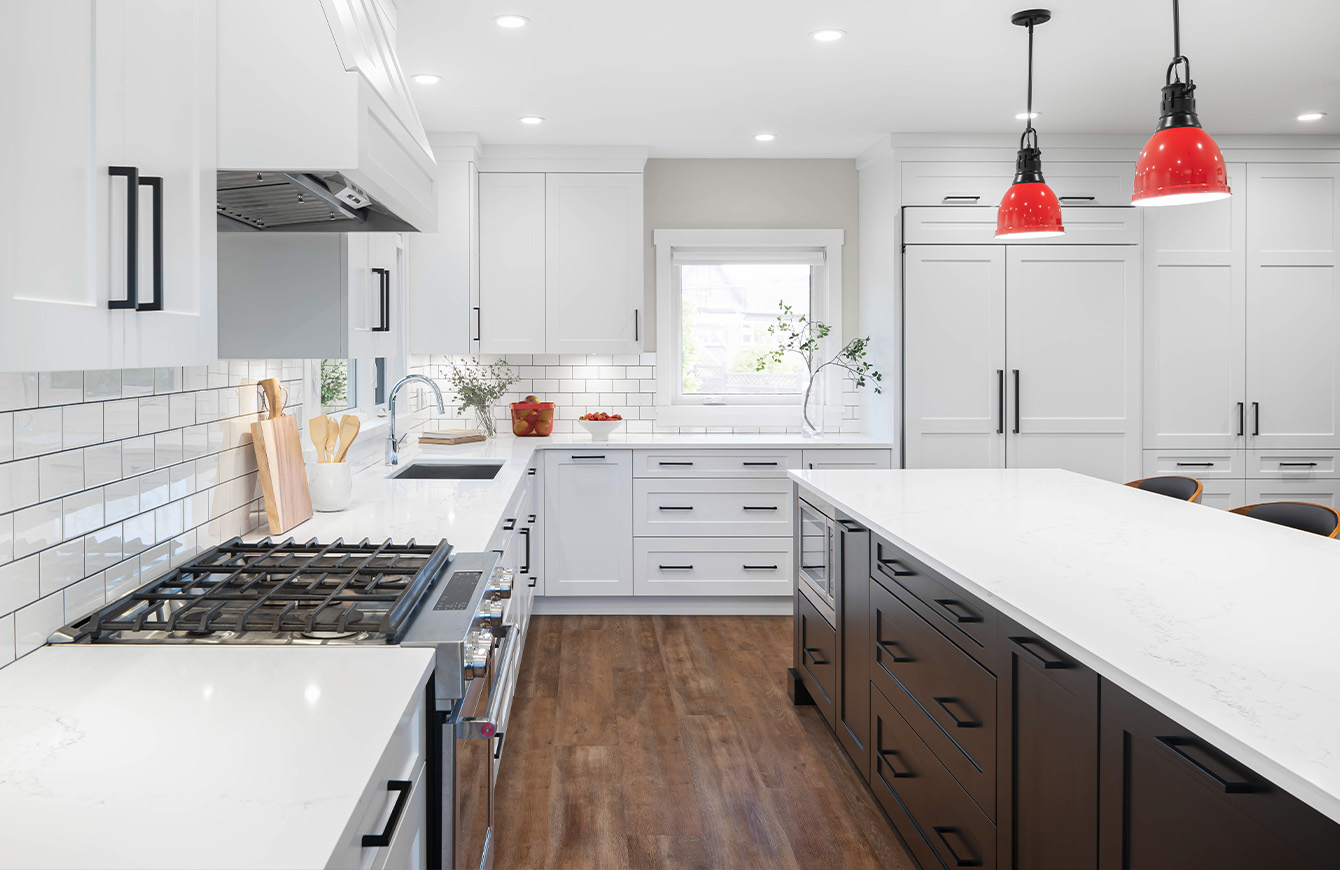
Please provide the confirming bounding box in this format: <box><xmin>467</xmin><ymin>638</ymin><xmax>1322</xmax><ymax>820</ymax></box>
<box><xmin>1228</xmin><ymin>502</ymin><xmax>1340</xmax><ymax>538</ymax></box>
<box><xmin>1124</xmin><ymin>475</ymin><xmax>1204</xmax><ymax>503</ymax></box>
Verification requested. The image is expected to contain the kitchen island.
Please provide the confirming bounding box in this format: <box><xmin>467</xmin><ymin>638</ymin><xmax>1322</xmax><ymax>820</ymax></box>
<box><xmin>790</xmin><ymin>467</ymin><xmax>1340</xmax><ymax>867</ymax></box>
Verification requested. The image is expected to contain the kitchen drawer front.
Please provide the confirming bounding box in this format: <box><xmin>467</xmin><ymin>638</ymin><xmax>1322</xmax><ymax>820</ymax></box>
<box><xmin>1247</xmin><ymin>449</ymin><xmax>1340</xmax><ymax>479</ymax></box>
<box><xmin>634</xmin><ymin>538</ymin><xmax>792</xmax><ymax>596</ymax></box>
<box><xmin>800</xmin><ymin>448</ymin><xmax>893</xmax><ymax>470</ymax></box>
<box><xmin>1141</xmin><ymin>449</ymin><xmax>1244</xmax><ymax>480</ymax></box>
<box><xmin>1243</xmin><ymin>478</ymin><xmax>1340</xmax><ymax>509</ymax></box>
<box><xmin>371</xmin><ymin>761</ymin><xmax>427</xmax><ymax>870</ymax></box>
<box><xmin>633</xmin><ymin>448</ymin><xmax>802</xmax><ymax>478</ymax></box>
<box><xmin>871</xmin><ymin>534</ymin><xmax>998</xmax><ymax>664</ymax></box>
<box><xmin>871</xmin><ymin>579</ymin><xmax>997</xmax><ymax>819</ymax></box>
<box><xmin>797</xmin><ymin>590</ymin><xmax>837</xmax><ymax>728</ymax></box>
<box><xmin>633</xmin><ymin>478</ymin><xmax>791</xmax><ymax>536</ymax></box>
<box><xmin>870</xmin><ymin>683</ymin><xmax>997</xmax><ymax>870</ymax></box>
<box><xmin>902</xmin><ymin>160</ymin><xmax>1134</xmax><ymax>208</ymax></box>
<box><xmin>903</xmin><ymin>205</ymin><xmax>1141</xmax><ymax>245</ymax></box>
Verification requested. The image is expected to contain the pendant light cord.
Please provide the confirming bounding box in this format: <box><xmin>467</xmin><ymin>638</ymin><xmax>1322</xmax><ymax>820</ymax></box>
<box><xmin>1020</xmin><ymin>18</ymin><xmax>1038</xmax><ymax>151</ymax></box>
<box><xmin>1167</xmin><ymin>0</ymin><xmax>1191</xmax><ymax>85</ymax></box>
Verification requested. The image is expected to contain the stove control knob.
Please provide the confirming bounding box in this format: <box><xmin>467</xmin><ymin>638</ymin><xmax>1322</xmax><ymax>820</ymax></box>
<box><xmin>486</xmin><ymin>568</ymin><xmax>514</xmax><ymax>600</ymax></box>
<box><xmin>478</xmin><ymin>597</ymin><xmax>505</xmax><ymax>624</ymax></box>
<box><xmin>463</xmin><ymin>629</ymin><xmax>493</xmax><ymax>678</ymax></box>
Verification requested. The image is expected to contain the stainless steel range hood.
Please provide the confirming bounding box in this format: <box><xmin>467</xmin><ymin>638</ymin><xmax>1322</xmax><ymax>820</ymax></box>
<box><xmin>217</xmin><ymin>171</ymin><xmax>418</xmax><ymax>232</ymax></box>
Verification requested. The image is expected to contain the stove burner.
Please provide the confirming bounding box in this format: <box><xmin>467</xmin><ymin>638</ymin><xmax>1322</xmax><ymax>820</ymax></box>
<box><xmin>301</xmin><ymin>630</ymin><xmax>362</xmax><ymax>641</ymax></box>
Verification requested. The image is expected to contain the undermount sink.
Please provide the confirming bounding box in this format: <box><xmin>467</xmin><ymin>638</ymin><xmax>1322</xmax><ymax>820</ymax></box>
<box><xmin>387</xmin><ymin>462</ymin><xmax>503</xmax><ymax>480</ymax></box>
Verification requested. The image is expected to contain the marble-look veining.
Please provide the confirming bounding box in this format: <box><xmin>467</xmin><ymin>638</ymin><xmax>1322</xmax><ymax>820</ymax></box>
<box><xmin>790</xmin><ymin>467</ymin><xmax>1340</xmax><ymax>824</ymax></box>
<box><xmin>0</xmin><ymin>645</ymin><xmax>434</xmax><ymax>869</ymax></box>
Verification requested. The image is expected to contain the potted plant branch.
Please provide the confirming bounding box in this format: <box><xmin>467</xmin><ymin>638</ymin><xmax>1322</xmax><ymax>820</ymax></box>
<box><xmin>440</xmin><ymin>358</ymin><xmax>519</xmax><ymax>438</ymax></box>
<box><xmin>756</xmin><ymin>302</ymin><xmax>882</xmax><ymax>437</ymax></box>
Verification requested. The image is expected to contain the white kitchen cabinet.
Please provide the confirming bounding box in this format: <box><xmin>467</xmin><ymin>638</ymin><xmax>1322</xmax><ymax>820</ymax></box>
<box><xmin>1243</xmin><ymin>479</ymin><xmax>1340</xmax><ymax>509</ymax></box>
<box><xmin>477</xmin><ymin>172</ymin><xmax>643</xmax><ymax>355</ymax></box>
<box><xmin>545</xmin><ymin>173</ymin><xmax>644</xmax><ymax>354</ymax></box>
<box><xmin>478</xmin><ymin>173</ymin><xmax>547</xmax><ymax>354</ymax></box>
<box><xmin>1198</xmin><ymin>479</ymin><xmax>1247</xmax><ymax>511</ymax></box>
<box><xmin>1143</xmin><ymin>165</ymin><xmax>1248</xmax><ymax>450</ymax></box>
<box><xmin>217</xmin><ymin>232</ymin><xmax>405</xmax><ymax>360</ymax></box>
<box><xmin>800</xmin><ymin>449</ymin><xmax>893</xmax><ymax>470</ymax></box>
<box><xmin>632</xmin><ymin>478</ymin><xmax>792</xmax><ymax>537</ymax></box>
<box><xmin>904</xmin><ymin>244</ymin><xmax>1141</xmax><ymax>482</ymax></box>
<box><xmin>1245</xmin><ymin>164</ymin><xmax>1340</xmax><ymax>450</ymax></box>
<box><xmin>903</xmin><ymin>206</ymin><xmax>1141</xmax><ymax>246</ymax></box>
<box><xmin>632</xmin><ymin>538</ymin><xmax>792</xmax><ymax>597</ymax></box>
<box><xmin>0</xmin><ymin>0</ymin><xmax>217</xmax><ymax>372</ymax></box>
<box><xmin>543</xmin><ymin>450</ymin><xmax>633</xmax><ymax>596</ymax></box>
<box><xmin>901</xmin><ymin>162</ymin><xmax>1135</xmax><ymax>208</ymax></box>
<box><xmin>408</xmin><ymin>158</ymin><xmax>478</xmax><ymax>355</ymax></box>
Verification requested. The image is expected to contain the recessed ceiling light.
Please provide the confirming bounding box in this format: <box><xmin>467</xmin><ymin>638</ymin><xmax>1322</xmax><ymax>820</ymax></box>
<box><xmin>519</xmin><ymin>116</ymin><xmax>545</xmax><ymax>125</ymax></box>
<box><xmin>411</xmin><ymin>74</ymin><xmax>442</xmax><ymax>85</ymax></box>
<box><xmin>1298</xmin><ymin>112</ymin><xmax>1327</xmax><ymax>122</ymax></box>
<box><xmin>754</xmin><ymin>133</ymin><xmax>776</xmax><ymax>142</ymax></box>
<box><xmin>1015</xmin><ymin>111</ymin><xmax>1041</xmax><ymax>120</ymax></box>
<box><xmin>811</xmin><ymin>29</ymin><xmax>845</xmax><ymax>42</ymax></box>
<box><xmin>494</xmin><ymin>14</ymin><xmax>529</xmax><ymax>28</ymax></box>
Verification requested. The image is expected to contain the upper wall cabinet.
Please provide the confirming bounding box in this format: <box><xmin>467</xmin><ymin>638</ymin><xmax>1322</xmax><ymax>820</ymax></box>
<box><xmin>408</xmin><ymin>156</ymin><xmax>478</xmax><ymax>356</ymax></box>
<box><xmin>476</xmin><ymin>172</ymin><xmax>643</xmax><ymax>356</ymax></box>
<box><xmin>0</xmin><ymin>0</ymin><xmax>218</xmax><ymax>372</ymax></box>
<box><xmin>901</xmin><ymin>161</ymin><xmax>1136</xmax><ymax>207</ymax></box>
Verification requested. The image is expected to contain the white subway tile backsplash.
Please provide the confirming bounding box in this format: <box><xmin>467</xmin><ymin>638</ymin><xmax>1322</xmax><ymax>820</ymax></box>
<box><xmin>122</xmin><ymin>435</ymin><xmax>155</xmax><ymax>477</ymax></box>
<box><xmin>64</xmin><ymin>573</ymin><xmax>106</xmax><ymax>621</ymax></box>
<box><xmin>14</xmin><ymin>592</ymin><xmax>63</xmax><ymax>657</ymax></box>
<box><xmin>139</xmin><ymin>542</ymin><xmax>171</xmax><ymax>583</ymax></box>
<box><xmin>39</xmin><ymin>538</ymin><xmax>84</xmax><ymax>596</ymax></box>
<box><xmin>558</xmin><ymin>379</ymin><xmax>585</xmax><ymax>392</ymax></box>
<box><xmin>84</xmin><ymin>443</ymin><xmax>122</xmax><ymax>488</ymax></box>
<box><xmin>0</xmin><ymin>373</ymin><xmax>39</xmax><ymax>412</ymax></box>
<box><xmin>83</xmin><ymin>370</ymin><xmax>122</xmax><ymax>402</ymax></box>
<box><xmin>63</xmin><ymin>402</ymin><xmax>104</xmax><ymax>449</ymax></box>
<box><xmin>0</xmin><ymin>557</ymin><xmax>38</xmax><ymax>616</ymax></box>
<box><xmin>0</xmin><ymin>413</ymin><xmax>11</xmax><ymax>463</ymax></box>
<box><xmin>0</xmin><ymin>614</ymin><xmax>13</xmax><ymax>667</ymax></box>
<box><xmin>104</xmin><ymin>556</ymin><xmax>140</xmax><ymax>603</ymax></box>
<box><xmin>155</xmin><ymin>501</ymin><xmax>184</xmax><ymax>544</ymax></box>
<box><xmin>0</xmin><ymin>459</ymin><xmax>39</xmax><ymax>515</ymax></box>
<box><xmin>571</xmin><ymin>365</ymin><xmax>601</xmax><ymax>378</ymax></box>
<box><xmin>169</xmin><ymin>464</ymin><xmax>194</xmax><ymax>501</ymax></box>
<box><xmin>139</xmin><ymin>396</ymin><xmax>170</xmax><ymax>434</ymax></box>
<box><xmin>39</xmin><ymin>372</ymin><xmax>83</xmax><ymax>406</ymax></box>
<box><xmin>14</xmin><ymin>501</ymin><xmax>62</xmax><ymax>559</ymax></box>
<box><xmin>121</xmin><ymin>368</ymin><xmax>155</xmax><ymax>398</ymax></box>
<box><xmin>103</xmin><ymin>480</ymin><xmax>139</xmax><ymax>524</ymax></box>
<box><xmin>0</xmin><ymin>513</ymin><xmax>11</xmax><ymax>566</ymax></box>
<box><xmin>183</xmin><ymin>365</ymin><xmax>209</xmax><ymax>392</ymax></box>
<box><xmin>84</xmin><ymin>525</ymin><xmax>122</xmax><ymax>575</ymax></box>
<box><xmin>154</xmin><ymin>367</ymin><xmax>181</xmax><ymax>395</ymax></box>
<box><xmin>196</xmin><ymin>389</ymin><xmax>220</xmax><ymax>423</ymax></box>
<box><xmin>155</xmin><ymin>430</ymin><xmax>184</xmax><ymax>468</ymax></box>
<box><xmin>39</xmin><ymin>450</ymin><xmax>84</xmax><ymax>501</ymax></box>
<box><xmin>139</xmin><ymin>470</ymin><xmax>170</xmax><ymax>512</ymax></box>
<box><xmin>62</xmin><ymin>489</ymin><xmax>103</xmax><ymax>540</ymax></box>
<box><xmin>14</xmin><ymin>407</ymin><xmax>62</xmax><ymax>458</ymax></box>
<box><xmin>169</xmin><ymin>392</ymin><xmax>195</xmax><ymax>429</ymax></box>
<box><xmin>103</xmin><ymin>399</ymin><xmax>140</xmax><ymax>441</ymax></box>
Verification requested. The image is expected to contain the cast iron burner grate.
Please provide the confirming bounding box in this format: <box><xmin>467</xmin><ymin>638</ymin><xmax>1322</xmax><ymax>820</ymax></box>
<box><xmin>74</xmin><ymin>536</ymin><xmax>453</xmax><ymax>644</ymax></box>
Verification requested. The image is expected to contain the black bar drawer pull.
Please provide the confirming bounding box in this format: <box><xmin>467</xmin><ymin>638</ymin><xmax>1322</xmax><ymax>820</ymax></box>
<box><xmin>519</xmin><ymin>527</ymin><xmax>530</xmax><ymax>574</ymax></box>
<box><xmin>742</xmin><ymin>461</ymin><xmax>779</xmax><ymax>466</ymax></box>
<box><xmin>1237</xmin><ymin>401</ymin><xmax>1245</xmax><ymax>437</ymax></box>
<box><xmin>996</xmin><ymin>369</ymin><xmax>1005</xmax><ymax>434</ymax></box>
<box><xmin>634</xmin><ymin>308</ymin><xmax>640</xmax><ymax>341</ymax></box>
<box><xmin>362</xmin><ymin>780</ymin><xmax>413</xmax><ymax>847</ymax></box>
<box><xmin>108</xmin><ymin>166</ymin><xmax>140</xmax><ymax>310</ymax></box>
<box><xmin>876</xmin><ymin>550</ymin><xmax>915</xmax><ymax>577</ymax></box>
<box><xmin>1175</xmin><ymin>462</ymin><xmax>1214</xmax><ymax>467</ymax></box>
<box><xmin>803</xmin><ymin>646</ymin><xmax>829</xmax><ymax>666</ymax></box>
<box><xmin>659</xmin><ymin>461</ymin><xmax>693</xmax><ymax>466</ymax></box>
<box><xmin>137</xmin><ymin>175</ymin><xmax>164</xmax><ymax>311</ymax></box>
<box><xmin>1279</xmin><ymin>461</ymin><xmax>1319</xmax><ymax>467</ymax></box>
<box><xmin>1058</xmin><ymin>195</ymin><xmax>1097</xmax><ymax>202</ymax></box>
<box><xmin>877</xmin><ymin>748</ymin><xmax>915</xmax><ymax>778</ymax></box>
<box><xmin>1010</xmin><ymin>636</ymin><xmax>1072</xmax><ymax>669</ymax></box>
<box><xmin>1253</xmin><ymin>401</ymin><xmax>1260</xmax><ymax>436</ymax></box>
<box><xmin>942</xmin><ymin>195</ymin><xmax>980</xmax><ymax>204</ymax></box>
<box><xmin>933</xmin><ymin>696</ymin><xmax>982</xmax><ymax>728</ymax></box>
<box><xmin>932</xmin><ymin>826</ymin><xmax>983</xmax><ymax>868</ymax></box>
<box><xmin>371</xmin><ymin>267</ymin><xmax>391</xmax><ymax>332</ymax></box>
<box><xmin>742</xmin><ymin>505</ymin><xmax>778</xmax><ymax>511</ymax></box>
<box><xmin>657</xmin><ymin>505</ymin><xmax>694</xmax><ymax>511</ymax></box>
<box><xmin>935</xmin><ymin>598</ymin><xmax>983</xmax><ymax>624</ymax></box>
<box><xmin>1013</xmin><ymin>369</ymin><xmax>1021</xmax><ymax>434</ymax></box>
<box><xmin>742</xmin><ymin>564</ymin><xmax>778</xmax><ymax>571</ymax></box>
<box><xmin>836</xmin><ymin>519</ymin><xmax>865</xmax><ymax>532</ymax></box>
<box><xmin>527</xmin><ymin>577</ymin><xmax>537</xmax><ymax>588</ymax></box>
<box><xmin>473</xmin><ymin>306</ymin><xmax>481</xmax><ymax>342</ymax></box>
<box><xmin>658</xmin><ymin>564</ymin><xmax>694</xmax><ymax>571</ymax></box>
<box><xmin>877</xmin><ymin>638</ymin><xmax>915</xmax><ymax>663</ymax></box>
<box><xmin>571</xmin><ymin>455</ymin><xmax>606</xmax><ymax>460</ymax></box>
<box><xmin>502</xmin><ymin>518</ymin><xmax>517</xmax><ymax>531</ymax></box>
<box><xmin>1156</xmin><ymin>736</ymin><xmax>1263</xmax><ymax>794</ymax></box>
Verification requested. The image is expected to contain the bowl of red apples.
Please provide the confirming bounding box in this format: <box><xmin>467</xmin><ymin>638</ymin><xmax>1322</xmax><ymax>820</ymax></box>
<box><xmin>577</xmin><ymin>411</ymin><xmax>623</xmax><ymax>441</ymax></box>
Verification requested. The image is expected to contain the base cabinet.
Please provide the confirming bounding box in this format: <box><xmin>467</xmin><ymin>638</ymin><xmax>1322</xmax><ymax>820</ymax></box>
<box><xmin>1098</xmin><ymin>680</ymin><xmax>1340</xmax><ymax>869</ymax></box>
<box><xmin>543</xmin><ymin>450</ymin><xmax>633</xmax><ymax>595</ymax></box>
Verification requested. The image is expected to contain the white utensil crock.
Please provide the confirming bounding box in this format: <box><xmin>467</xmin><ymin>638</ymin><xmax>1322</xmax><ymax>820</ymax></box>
<box><xmin>309</xmin><ymin>462</ymin><xmax>353</xmax><ymax>512</ymax></box>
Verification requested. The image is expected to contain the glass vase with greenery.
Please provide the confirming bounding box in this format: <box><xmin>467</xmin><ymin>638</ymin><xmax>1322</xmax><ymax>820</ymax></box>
<box><xmin>756</xmin><ymin>302</ymin><xmax>883</xmax><ymax>437</ymax></box>
<box><xmin>440</xmin><ymin>358</ymin><xmax>519</xmax><ymax>438</ymax></box>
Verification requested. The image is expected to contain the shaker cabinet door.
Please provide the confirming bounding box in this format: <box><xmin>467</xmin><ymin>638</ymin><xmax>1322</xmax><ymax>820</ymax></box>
<box><xmin>543</xmin><ymin>451</ymin><xmax>634</xmax><ymax>596</ymax></box>
<box><xmin>478</xmin><ymin>173</ymin><xmax>547</xmax><ymax>355</ymax></box>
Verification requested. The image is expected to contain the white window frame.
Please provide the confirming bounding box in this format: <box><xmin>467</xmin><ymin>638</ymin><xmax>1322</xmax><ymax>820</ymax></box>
<box><xmin>654</xmin><ymin>228</ymin><xmax>844</xmax><ymax>428</ymax></box>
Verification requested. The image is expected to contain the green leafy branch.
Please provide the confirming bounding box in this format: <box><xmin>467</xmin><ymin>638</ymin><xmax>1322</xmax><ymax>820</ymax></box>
<box><xmin>755</xmin><ymin>301</ymin><xmax>883</xmax><ymax>394</ymax></box>
<box><xmin>440</xmin><ymin>358</ymin><xmax>519</xmax><ymax>416</ymax></box>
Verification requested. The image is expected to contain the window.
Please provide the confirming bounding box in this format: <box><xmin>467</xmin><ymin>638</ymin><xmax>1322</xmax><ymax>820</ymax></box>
<box><xmin>320</xmin><ymin>359</ymin><xmax>355</xmax><ymax>415</ymax></box>
<box><xmin>654</xmin><ymin>229</ymin><xmax>844</xmax><ymax>426</ymax></box>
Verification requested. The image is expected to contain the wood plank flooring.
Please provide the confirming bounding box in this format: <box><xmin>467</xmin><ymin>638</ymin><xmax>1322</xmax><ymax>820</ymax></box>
<box><xmin>492</xmin><ymin>615</ymin><xmax>915</xmax><ymax>869</ymax></box>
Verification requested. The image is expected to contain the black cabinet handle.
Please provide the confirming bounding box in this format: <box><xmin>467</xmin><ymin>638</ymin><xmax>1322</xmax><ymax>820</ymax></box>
<box><xmin>934</xmin><ymin>598</ymin><xmax>983</xmax><ymax>624</ymax></box>
<box><xmin>942</xmin><ymin>195</ymin><xmax>980</xmax><ymax>204</ymax></box>
<box><xmin>932</xmin><ymin>826</ymin><xmax>983</xmax><ymax>868</ymax></box>
<box><xmin>371</xmin><ymin>267</ymin><xmax>390</xmax><ymax>332</ymax></box>
<box><xmin>658</xmin><ymin>505</ymin><xmax>694</xmax><ymax>511</ymax></box>
<box><xmin>742</xmin><ymin>461</ymin><xmax>779</xmax><ymax>466</ymax></box>
<box><xmin>803</xmin><ymin>646</ymin><xmax>829</xmax><ymax>666</ymax></box>
<box><xmin>877</xmin><ymin>638</ymin><xmax>915</xmax><ymax>663</ymax></box>
<box><xmin>875</xmin><ymin>547</ymin><xmax>915</xmax><ymax>577</ymax></box>
<box><xmin>1058</xmin><ymin>195</ymin><xmax>1097</xmax><ymax>202</ymax></box>
<box><xmin>836</xmin><ymin>519</ymin><xmax>864</xmax><ymax>532</ymax></box>
<box><xmin>493</xmin><ymin>731</ymin><xmax>506</xmax><ymax>760</ymax></box>
<box><xmin>1175</xmin><ymin>462</ymin><xmax>1214</xmax><ymax>467</ymax></box>
<box><xmin>659</xmin><ymin>461</ymin><xmax>694</xmax><ymax>466</ymax></box>
<box><xmin>361</xmin><ymin>779</ymin><xmax>413</xmax><ymax>847</ymax></box>
<box><xmin>571</xmin><ymin>455</ymin><xmax>606</xmax><ymax>460</ymax></box>
<box><xmin>742</xmin><ymin>505</ymin><xmax>778</xmax><ymax>511</ymax></box>
<box><xmin>108</xmin><ymin>166</ymin><xmax>140</xmax><ymax>310</ymax></box>
<box><xmin>527</xmin><ymin>577</ymin><xmax>537</xmax><ymax>588</ymax></box>
<box><xmin>1009</xmin><ymin>636</ymin><xmax>1073</xmax><ymax>669</ymax></box>
<box><xmin>519</xmin><ymin>527</ymin><xmax>530</xmax><ymax>574</ymax></box>
<box><xmin>1156</xmin><ymin>736</ymin><xmax>1263</xmax><ymax>794</ymax></box>
<box><xmin>1253</xmin><ymin>401</ymin><xmax>1260</xmax><ymax>436</ymax></box>
<box><xmin>658</xmin><ymin>564</ymin><xmax>694</xmax><ymax>570</ymax></box>
<box><xmin>502</xmin><ymin>518</ymin><xmax>517</xmax><ymax>531</ymax></box>
<box><xmin>634</xmin><ymin>308</ymin><xmax>640</xmax><ymax>341</ymax></box>
<box><xmin>742</xmin><ymin>564</ymin><xmax>778</xmax><ymax>570</ymax></box>
<box><xmin>877</xmin><ymin>748</ymin><xmax>915</xmax><ymax>778</ymax></box>
<box><xmin>473</xmin><ymin>306</ymin><xmax>481</xmax><ymax>343</ymax></box>
<box><xmin>1279</xmin><ymin>462</ymin><xmax>1319</xmax><ymax>467</ymax></box>
<box><xmin>1013</xmin><ymin>369</ymin><xmax>1021</xmax><ymax>434</ymax></box>
<box><xmin>137</xmin><ymin>175</ymin><xmax>164</xmax><ymax>311</ymax></box>
<box><xmin>996</xmin><ymin>369</ymin><xmax>1004</xmax><ymax>434</ymax></box>
<box><xmin>1237</xmin><ymin>401</ymin><xmax>1245</xmax><ymax>437</ymax></box>
<box><xmin>933</xmin><ymin>696</ymin><xmax>983</xmax><ymax>728</ymax></box>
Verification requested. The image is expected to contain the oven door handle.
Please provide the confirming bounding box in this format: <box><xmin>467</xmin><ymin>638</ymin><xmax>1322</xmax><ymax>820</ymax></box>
<box><xmin>457</xmin><ymin>622</ymin><xmax>525</xmax><ymax>741</ymax></box>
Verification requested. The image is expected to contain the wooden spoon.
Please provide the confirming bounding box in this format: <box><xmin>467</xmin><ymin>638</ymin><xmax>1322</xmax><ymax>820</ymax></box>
<box><xmin>309</xmin><ymin>415</ymin><xmax>330</xmax><ymax>462</ymax></box>
<box><xmin>333</xmin><ymin>415</ymin><xmax>361</xmax><ymax>463</ymax></box>
<box><xmin>325</xmin><ymin>423</ymin><xmax>340</xmax><ymax>465</ymax></box>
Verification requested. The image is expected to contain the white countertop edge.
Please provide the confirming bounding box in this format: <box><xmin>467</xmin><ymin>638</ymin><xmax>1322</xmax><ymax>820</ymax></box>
<box><xmin>790</xmin><ymin>471</ymin><xmax>1340</xmax><ymax>825</ymax></box>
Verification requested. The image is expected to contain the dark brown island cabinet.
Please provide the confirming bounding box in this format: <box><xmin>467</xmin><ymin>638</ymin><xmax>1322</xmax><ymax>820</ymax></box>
<box><xmin>790</xmin><ymin>493</ymin><xmax>1340</xmax><ymax>870</ymax></box>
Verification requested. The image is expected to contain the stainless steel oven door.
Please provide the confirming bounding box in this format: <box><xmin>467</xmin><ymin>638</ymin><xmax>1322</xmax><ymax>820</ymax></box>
<box><xmin>798</xmin><ymin>498</ymin><xmax>836</xmax><ymax>620</ymax></box>
<box><xmin>448</xmin><ymin>667</ymin><xmax>493</xmax><ymax>870</ymax></box>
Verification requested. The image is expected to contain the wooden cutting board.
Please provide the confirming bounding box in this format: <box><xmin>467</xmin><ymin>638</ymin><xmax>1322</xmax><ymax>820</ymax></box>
<box><xmin>419</xmin><ymin>429</ymin><xmax>487</xmax><ymax>445</ymax></box>
<box><xmin>252</xmin><ymin>415</ymin><xmax>313</xmax><ymax>533</ymax></box>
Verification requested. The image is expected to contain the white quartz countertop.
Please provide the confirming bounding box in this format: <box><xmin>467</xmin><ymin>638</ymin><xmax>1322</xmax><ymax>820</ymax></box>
<box><xmin>0</xmin><ymin>645</ymin><xmax>434</xmax><ymax>870</ymax></box>
<box><xmin>790</xmin><ymin>468</ymin><xmax>1340</xmax><ymax>824</ymax></box>
<box><xmin>269</xmin><ymin>432</ymin><xmax>889</xmax><ymax>551</ymax></box>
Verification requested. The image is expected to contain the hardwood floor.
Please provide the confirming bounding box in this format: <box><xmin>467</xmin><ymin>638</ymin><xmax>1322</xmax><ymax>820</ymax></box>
<box><xmin>493</xmin><ymin>615</ymin><xmax>916</xmax><ymax>869</ymax></box>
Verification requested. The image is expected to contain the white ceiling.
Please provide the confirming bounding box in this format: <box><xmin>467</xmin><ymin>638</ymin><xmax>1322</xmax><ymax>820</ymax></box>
<box><xmin>395</xmin><ymin>0</ymin><xmax>1340</xmax><ymax>158</ymax></box>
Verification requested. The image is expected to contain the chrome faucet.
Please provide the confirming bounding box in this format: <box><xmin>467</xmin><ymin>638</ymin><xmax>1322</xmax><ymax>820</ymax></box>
<box><xmin>386</xmin><ymin>374</ymin><xmax>446</xmax><ymax>466</ymax></box>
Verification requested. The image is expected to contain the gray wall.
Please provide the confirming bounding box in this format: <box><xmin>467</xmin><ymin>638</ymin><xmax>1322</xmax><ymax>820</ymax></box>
<box><xmin>642</xmin><ymin>158</ymin><xmax>860</xmax><ymax>349</ymax></box>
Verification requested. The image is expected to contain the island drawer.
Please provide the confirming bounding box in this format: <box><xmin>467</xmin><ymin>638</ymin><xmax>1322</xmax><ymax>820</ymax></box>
<box><xmin>633</xmin><ymin>538</ymin><xmax>792</xmax><ymax>596</ymax></box>
<box><xmin>871</xmin><ymin>683</ymin><xmax>997</xmax><ymax>870</ymax></box>
<box><xmin>633</xmin><ymin>449</ymin><xmax>802</xmax><ymax>478</ymax></box>
<box><xmin>797</xmin><ymin>591</ymin><xmax>837</xmax><ymax>729</ymax></box>
<box><xmin>871</xmin><ymin>578</ymin><xmax>997</xmax><ymax>819</ymax></box>
<box><xmin>1247</xmin><ymin>448</ymin><xmax>1340</xmax><ymax>479</ymax></box>
<box><xmin>870</xmin><ymin>534</ymin><xmax>998</xmax><ymax>664</ymax></box>
<box><xmin>633</xmin><ymin>478</ymin><xmax>792</xmax><ymax>536</ymax></box>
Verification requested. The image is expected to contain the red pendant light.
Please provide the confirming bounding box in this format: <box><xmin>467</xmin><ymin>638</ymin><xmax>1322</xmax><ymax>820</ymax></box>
<box><xmin>1131</xmin><ymin>0</ymin><xmax>1230</xmax><ymax>206</ymax></box>
<box><xmin>996</xmin><ymin>9</ymin><xmax>1064</xmax><ymax>239</ymax></box>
